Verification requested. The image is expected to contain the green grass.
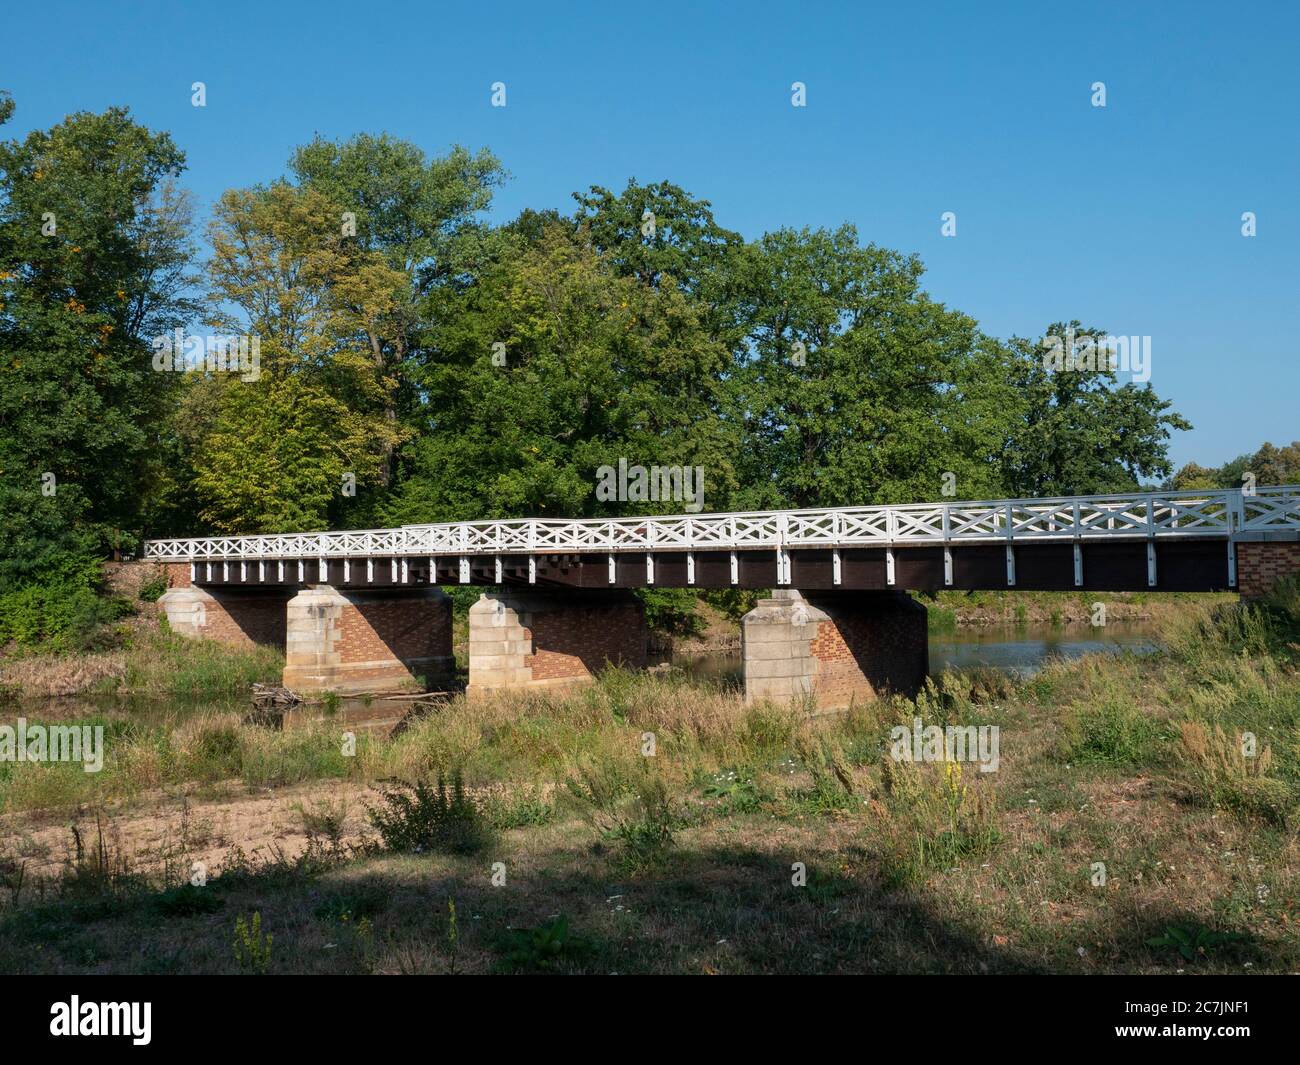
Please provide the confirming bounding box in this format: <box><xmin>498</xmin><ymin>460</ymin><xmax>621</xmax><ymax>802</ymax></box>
<box><xmin>1</xmin><ymin>580</ymin><xmax>1297</xmax><ymax>973</ymax></box>
<box><xmin>122</xmin><ymin>630</ymin><xmax>283</xmax><ymax>698</ymax></box>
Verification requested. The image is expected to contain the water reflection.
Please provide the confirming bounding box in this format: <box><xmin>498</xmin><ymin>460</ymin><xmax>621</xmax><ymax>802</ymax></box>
<box><xmin>928</xmin><ymin>620</ymin><xmax>1158</xmax><ymax>677</ymax></box>
<box><xmin>669</xmin><ymin>620</ymin><xmax>1161</xmax><ymax>687</ymax></box>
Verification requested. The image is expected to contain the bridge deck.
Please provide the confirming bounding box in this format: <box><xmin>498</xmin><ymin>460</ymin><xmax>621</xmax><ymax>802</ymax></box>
<box><xmin>145</xmin><ymin>486</ymin><xmax>1300</xmax><ymax>593</ymax></box>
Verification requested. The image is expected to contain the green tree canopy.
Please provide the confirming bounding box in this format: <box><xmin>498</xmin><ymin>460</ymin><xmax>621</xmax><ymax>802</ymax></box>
<box><xmin>998</xmin><ymin>322</ymin><xmax>1192</xmax><ymax>497</ymax></box>
<box><xmin>0</xmin><ymin>103</ymin><xmax>194</xmax><ymax>584</ymax></box>
<box><xmin>384</xmin><ymin>224</ymin><xmax>738</xmax><ymax>523</ymax></box>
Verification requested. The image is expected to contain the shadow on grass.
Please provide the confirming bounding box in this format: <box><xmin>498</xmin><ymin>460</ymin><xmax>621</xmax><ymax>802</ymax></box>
<box><xmin>0</xmin><ymin>837</ymin><xmax>1285</xmax><ymax>975</ymax></box>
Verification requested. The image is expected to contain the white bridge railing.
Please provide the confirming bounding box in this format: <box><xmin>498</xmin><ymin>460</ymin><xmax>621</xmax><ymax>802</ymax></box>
<box><xmin>143</xmin><ymin>485</ymin><xmax>1300</xmax><ymax>562</ymax></box>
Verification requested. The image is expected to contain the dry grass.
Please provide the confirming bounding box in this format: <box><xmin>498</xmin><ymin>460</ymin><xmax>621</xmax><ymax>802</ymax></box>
<box><xmin>0</xmin><ymin>586</ymin><xmax>1297</xmax><ymax>973</ymax></box>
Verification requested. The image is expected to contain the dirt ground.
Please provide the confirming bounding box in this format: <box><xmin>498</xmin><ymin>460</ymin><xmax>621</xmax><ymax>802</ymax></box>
<box><xmin>0</xmin><ymin>780</ymin><xmax>379</xmax><ymax>884</ymax></box>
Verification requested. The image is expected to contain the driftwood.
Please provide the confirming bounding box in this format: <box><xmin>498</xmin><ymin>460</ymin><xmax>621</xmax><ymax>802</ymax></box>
<box><xmin>245</xmin><ymin>683</ymin><xmax>301</xmax><ymax>727</ymax></box>
<box><xmin>251</xmin><ymin>683</ymin><xmax>301</xmax><ymax>708</ymax></box>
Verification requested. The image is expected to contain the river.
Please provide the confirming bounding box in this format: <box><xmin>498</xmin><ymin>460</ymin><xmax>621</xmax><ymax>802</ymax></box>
<box><xmin>671</xmin><ymin>619</ymin><xmax>1161</xmax><ymax>688</ymax></box>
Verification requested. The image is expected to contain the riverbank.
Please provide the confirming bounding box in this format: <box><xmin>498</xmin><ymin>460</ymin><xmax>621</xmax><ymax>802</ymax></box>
<box><xmin>0</xmin><ymin>629</ymin><xmax>283</xmax><ymax>702</ymax></box>
<box><xmin>0</xmin><ymin>579</ymin><xmax>1295</xmax><ymax>974</ymax></box>
<box><xmin>919</xmin><ymin>589</ymin><xmax>1235</xmax><ymax>630</ymax></box>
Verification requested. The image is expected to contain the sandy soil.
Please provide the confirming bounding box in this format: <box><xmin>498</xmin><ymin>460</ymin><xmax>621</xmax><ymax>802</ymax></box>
<box><xmin>0</xmin><ymin>780</ymin><xmax>380</xmax><ymax>884</ymax></box>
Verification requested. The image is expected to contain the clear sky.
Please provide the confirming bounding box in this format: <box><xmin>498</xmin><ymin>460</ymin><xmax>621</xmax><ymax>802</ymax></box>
<box><xmin>4</xmin><ymin>0</ymin><xmax>1296</xmax><ymax>470</ymax></box>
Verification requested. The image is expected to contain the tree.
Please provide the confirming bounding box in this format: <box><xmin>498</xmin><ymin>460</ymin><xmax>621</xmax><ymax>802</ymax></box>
<box><xmin>998</xmin><ymin>322</ymin><xmax>1191</xmax><ymax>496</ymax></box>
<box><xmin>573</xmin><ymin>179</ymin><xmax>745</xmax><ymax>353</ymax></box>
<box><xmin>725</xmin><ymin>225</ymin><xmax>1013</xmax><ymax>508</ymax></box>
<box><xmin>384</xmin><ymin>224</ymin><xmax>738</xmax><ymax>523</ymax></box>
<box><xmin>0</xmin><ymin>102</ymin><xmax>195</xmax><ymax>586</ymax></box>
<box><xmin>1172</xmin><ymin>441</ymin><xmax>1300</xmax><ymax>492</ymax></box>
<box><xmin>187</xmin><ymin>182</ymin><xmax>404</xmax><ymax>532</ymax></box>
<box><xmin>289</xmin><ymin>135</ymin><xmax>506</xmax><ymax>486</ymax></box>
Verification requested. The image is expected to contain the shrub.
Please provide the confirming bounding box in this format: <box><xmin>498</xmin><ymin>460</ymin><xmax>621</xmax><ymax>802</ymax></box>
<box><xmin>566</xmin><ymin>761</ymin><xmax>678</xmax><ymax>869</ymax></box>
<box><xmin>496</xmin><ymin>915</ymin><xmax>590</xmax><ymax>973</ymax></box>
<box><xmin>635</xmin><ymin>588</ymin><xmax>705</xmax><ymax>637</ymax></box>
<box><xmin>1174</xmin><ymin>722</ymin><xmax>1294</xmax><ymax>826</ymax></box>
<box><xmin>0</xmin><ymin>562</ymin><xmax>131</xmax><ymax>652</ymax></box>
<box><xmin>700</xmin><ymin>588</ymin><xmax>761</xmax><ymax>623</ymax></box>
<box><xmin>367</xmin><ymin>774</ymin><xmax>494</xmax><ymax>856</ymax></box>
<box><xmin>137</xmin><ymin>573</ymin><xmax>167</xmax><ymax>603</ymax></box>
<box><xmin>153</xmin><ymin>883</ymin><xmax>224</xmax><ymax>917</ymax></box>
<box><xmin>232</xmin><ymin>911</ymin><xmax>273</xmax><ymax>973</ymax></box>
<box><xmin>1063</xmin><ymin>697</ymin><xmax>1162</xmax><ymax>767</ymax></box>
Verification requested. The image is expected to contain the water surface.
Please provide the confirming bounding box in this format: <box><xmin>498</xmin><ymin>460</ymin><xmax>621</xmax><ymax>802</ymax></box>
<box><xmin>672</xmin><ymin>619</ymin><xmax>1161</xmax><ymax>687</ymax></box>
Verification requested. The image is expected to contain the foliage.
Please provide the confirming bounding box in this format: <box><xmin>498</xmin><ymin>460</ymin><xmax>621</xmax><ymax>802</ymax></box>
<box><xmin>998</xmin><ymin>322</ymin><xmax>1191</xmax><ymax>497</ymax></box>
<box><xmin>636</xmin><ymin>588</ymin><xmax>704</xmax><ymax>637</ymax></box>
<box><xmin>386</xmin><ymin>223</ymin><xmax>738</xmax><ymax>523</ymax></box>
<box><xmin>188</xmin><ymin>182</ymin><xmax>405</xmax><ymax>532</ymax></box>
<box><xmin>1173</xmin><ymin>440</ymin><xmax>1300</xmax><ymax>491</ymax></box>
<box><xmin>0</xmin><ymin>102</ymin><xmax>195</xmax><ymax>617</ymax></box>
<box><xmin>232</xmin><ymin>911</ymin><xmax>273</xmax><ymax>973</ymax></box>
<box><xmin>566</xmin><ymin>760</ymin><xmax>678</xmax><ymax>868</ymax></box>
<box><xmin>1062</xmin><ymin>697</ymin><xmax>1163</xmax><ymax>768</ymax></box>
<box><xmin>366</xmin><ymin>774</ymin><xmax>494</xmax><ymax>856</ymax></box>
<box><xmin>1146</xmin><ymin>923</ymin><xmax>1245</xmax><ymax>963</ymax></box>
<box><xmin>0</xmin><ymin>93</ymin><xmax>1210</xmax><ymax>646</ymax></box>
<box><xmin>496</xmin><ymin>915</ymin><xmax>589</xmax><ymax>972</ymax></box>
<box><xmin>878</xmin><ymin>758</ymin><xmax>1001</xmax><ymax>886</ymax></box>
<box><xmin>153</xmin><ymin>883</ymin><xmax>223</xmax><ymax>917</ymax></box>
<box><xmin>0</xmin><ymin>558</ymin><xmax>129</xmax><ymax>651</ymax></box>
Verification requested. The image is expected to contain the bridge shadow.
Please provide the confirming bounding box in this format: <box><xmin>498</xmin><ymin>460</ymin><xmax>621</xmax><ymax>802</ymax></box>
<box><xmin>206</xmin><ymin>587</ymin><xmax>293</xmax><ymax>649</ymax></box>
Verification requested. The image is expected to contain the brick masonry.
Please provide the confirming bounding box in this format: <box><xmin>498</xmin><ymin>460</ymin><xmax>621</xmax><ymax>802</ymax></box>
<box><xmin>742</xmin><ymin>590</ymin><xmax>928</xmax><ymax>708</ymax></box>
<box><xmin>163</xmin><ymin>561</ymin><xmax>192</xmax><ymax>589</ymax></box>
<box><xmin>157</xmin><ymin>583</ymin><xmax>292</xmax><ymax>648</ymax></box>
<box><xmin>1236</xmin><ymin>538</ymin><xmax>1300</xmax><ymax>599</ymax></box>
<box><xmin>807</xmin><ymin>593</ymin><xmax>929</xmax><ymax>704</ymax></box>
<box><xmin>282</xmin><ymin>585</ymin><xmax>453</xmax><ymax>693</ymax></box>
<box><xmin>467</xmin><ymin>590</ymin><xmax>647</xmax><ymax>696</ymax></box>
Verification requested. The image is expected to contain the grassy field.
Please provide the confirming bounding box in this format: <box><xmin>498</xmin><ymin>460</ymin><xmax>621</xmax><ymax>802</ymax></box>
<box><xmin>0</xmin><ymin>580</ymin><xmax>1296</xmax><ymax>974</ymax></box>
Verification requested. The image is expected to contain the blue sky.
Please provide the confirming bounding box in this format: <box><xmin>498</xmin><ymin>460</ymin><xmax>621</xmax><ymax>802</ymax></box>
<box><xmin>4</xmin><ymin>0</ymin><xmax>1296</xmax><ymax>470</ymax></box>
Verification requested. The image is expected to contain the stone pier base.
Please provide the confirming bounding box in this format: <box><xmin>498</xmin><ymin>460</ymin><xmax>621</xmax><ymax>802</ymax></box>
<box><xmin>282</xmin><ymin>585</ymin><xmax>453</xmax><ymax>694</ymax></box>
<box><xmin>467</xmin><ymin>590</ymin><xmax>648</xmax><ymax>698</ymax></box>
<box><xmin>158</xmin><ymin>584</ymin><xmax>292</xmax><ymax>648</ymax></box>
<box><xmin>741</xmin><ymin>590</ymin><xmax>928</xmax><ymax>708</ymax></box>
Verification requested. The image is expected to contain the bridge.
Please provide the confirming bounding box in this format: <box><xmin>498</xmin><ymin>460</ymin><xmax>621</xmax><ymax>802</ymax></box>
<box><xmin>146</xmin><ymin>485</ymin><xmax>1300</xmax><ymax>704</ymax></box>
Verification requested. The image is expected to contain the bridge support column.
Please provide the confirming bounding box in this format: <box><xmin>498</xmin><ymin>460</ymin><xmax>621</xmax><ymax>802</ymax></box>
<box><xmin>742</xmin><ymin>590</ymin><xmax>928</xmax><ymax>708</ymax></box>
<box><xmin>1236</xmin><ymin>533</ymin><xmax>1300</xmax><ymax>599</ymax></box>
<box><xmin>466</xmin><ymin>590</ymin><xmax>648</xmax><ymax>698</ymax></box>
<box><xmin>158</xmin><ymin>581</ymin><xmax>293</xmax><ymax>648</ymax></box>
<box><xmin>282</xmin><ymin>585</ymin><xmax>453</xmax><ymax>694</ymax></box>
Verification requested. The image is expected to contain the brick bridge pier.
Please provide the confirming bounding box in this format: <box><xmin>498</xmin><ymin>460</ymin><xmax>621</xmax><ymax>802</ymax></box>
<box><xmin>159</xmin><ymin>564</ymin><xmax>453</xmax><ymax>694</ymax></box>
<box><xmin>148</xmin><ymin>486</ymin><xmax>1300</xmax><ymax>707</ymax></box>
